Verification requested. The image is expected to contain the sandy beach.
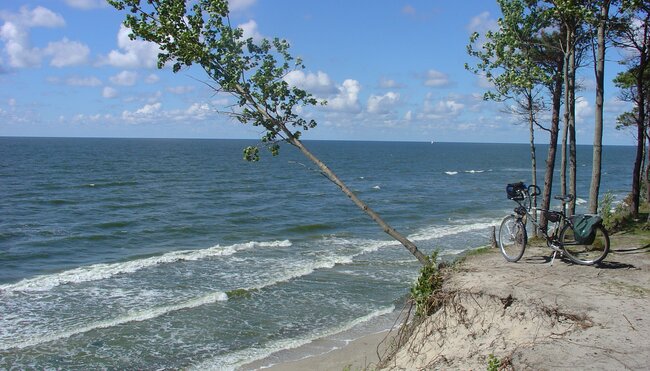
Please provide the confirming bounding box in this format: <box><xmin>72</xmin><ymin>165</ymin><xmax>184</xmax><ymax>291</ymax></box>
<box><xmin>252</xmin><ymin>229</ymin><xmax>650</xmax><ymax>370</ymax></box>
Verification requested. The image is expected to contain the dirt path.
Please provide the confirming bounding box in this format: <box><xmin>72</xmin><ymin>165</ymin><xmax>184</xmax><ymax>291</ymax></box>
<box><xmin>381</xmin><ymin>231</ymin><xmax>650</xmax><ymax>370</ymax></box>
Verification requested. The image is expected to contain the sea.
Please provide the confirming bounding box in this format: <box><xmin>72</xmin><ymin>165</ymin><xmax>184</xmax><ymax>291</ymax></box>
<box><xmin>0</xmin><ymin>138</ymin><xmax>634</xmax><ymax>369</ymax></box>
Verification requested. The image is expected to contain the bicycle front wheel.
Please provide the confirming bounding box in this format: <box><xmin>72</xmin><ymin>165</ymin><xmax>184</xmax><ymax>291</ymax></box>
<box><xmin>560</xmin><ymin>223</ymin><xmax>610</xmax><ymax>265</ymax></box>
<box><xmin>498</xmin><ymin>215</ymin><xmax>527</xmax><ymax>262</ymax></box>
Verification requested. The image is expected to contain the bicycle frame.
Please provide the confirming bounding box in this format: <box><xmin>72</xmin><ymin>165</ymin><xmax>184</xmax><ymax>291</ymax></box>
<box><xmin>511</xmin><ymin>186</ymin><xmax>571</xmax><ymax>254</ymax></box>
<box><xmin>500</xmin><ymin>183</ymin><xmax>610</xmax><ymax>265</ymax></box>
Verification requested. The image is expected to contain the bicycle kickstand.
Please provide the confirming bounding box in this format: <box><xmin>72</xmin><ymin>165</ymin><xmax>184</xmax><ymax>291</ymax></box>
<box><xmin>550</xmin><ymin>251</ymin><xmax>558</xmax><ymax>266</ymax></box>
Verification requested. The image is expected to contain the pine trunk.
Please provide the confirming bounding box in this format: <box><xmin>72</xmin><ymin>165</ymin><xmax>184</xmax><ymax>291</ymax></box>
<box><xmin>561</xmin><ymin>29</ymin><xmax>570</xmax><ymax>208</ymax></box>
<box><xmin>528</xmin><ymin>93</ymin><xmax>538</xmax><ymax>234</ymax></box>
<box><xmin>589</xmin><ymin>1</ymin><xmax>609</xmax><ymax>214</ymax></box>
<box><xmin>541</xmin><ymin>71</ymin><xmax>563</xmax><ymax>233</ymax></box>
<box><xmin>568</xmin><ymin>36</ymin><xmax>577</xmax><ymax>217</ymax></box>
<box><xmin>635</xmin><ymin>51</ymin><xmax>648</xmax><ymax>218</ymax></box>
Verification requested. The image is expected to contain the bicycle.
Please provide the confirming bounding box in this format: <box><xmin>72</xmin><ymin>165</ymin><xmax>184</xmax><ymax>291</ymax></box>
<box><xmin>498</xmin><ymin>182</ymin><xmax>610</xmax><ymax>265</ymax></box>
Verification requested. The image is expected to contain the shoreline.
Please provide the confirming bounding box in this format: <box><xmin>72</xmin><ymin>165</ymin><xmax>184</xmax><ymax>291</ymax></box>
<box><xmin>245</xmin><ymin>230</ymin><xmax>650</xmax><ymax>370</ymax></box>
<box><xmin>239</xmin><ymin>303</ymin><xmax>404</xmax><ymax>370</ymax></box>
<box><xmin>239</xmin><ymin>247</ymin><xmax>486</xmax><ymax>370</ymax></box>
<box><xmin>243</xmin><ymin>330</ymin><xmax>389</xmax><ymax>371</ymax></box>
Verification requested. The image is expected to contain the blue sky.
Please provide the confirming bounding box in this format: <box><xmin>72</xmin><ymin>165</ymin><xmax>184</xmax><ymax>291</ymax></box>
<box><xmin>0</xmin><ymin>0</ymin><xmax>636</xmax><ymax>144</ymax></box>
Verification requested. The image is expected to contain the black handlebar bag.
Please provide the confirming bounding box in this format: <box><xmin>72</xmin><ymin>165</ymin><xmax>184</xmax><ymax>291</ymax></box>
<box><xmin>506</xmin><ymin>182</ymin><xmax>526</xmax><ymax>201</ymax></box>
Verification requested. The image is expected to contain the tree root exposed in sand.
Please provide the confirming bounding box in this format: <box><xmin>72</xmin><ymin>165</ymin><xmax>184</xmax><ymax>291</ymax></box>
<box><xmin>376</xmin><ymin>289</ymin><xmax>594</xmax><ymax>370</ymax></box>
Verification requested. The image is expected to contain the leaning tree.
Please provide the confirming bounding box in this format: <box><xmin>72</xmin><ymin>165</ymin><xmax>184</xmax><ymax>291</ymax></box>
<box><xmin>108</xmin><ymin>0</ymin><xmax>429</xmax><ymax>264</ymax></box>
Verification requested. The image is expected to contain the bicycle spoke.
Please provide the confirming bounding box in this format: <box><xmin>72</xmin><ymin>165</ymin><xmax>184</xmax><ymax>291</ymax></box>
<box><xmin>561</xmin><ymin>224</ymin><xmax>610</xmax><ymax>265</ymax></box>
<box><xmin>498</xmin><ymin>215</ymin><xmax>526</xmax><ymax>262</ymax></box>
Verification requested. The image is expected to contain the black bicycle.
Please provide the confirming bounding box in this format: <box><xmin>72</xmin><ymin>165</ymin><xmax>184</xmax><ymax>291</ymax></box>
<box><xmin>498</xmin><ymin>182</ymin><xmax>610</xmax><ymax>265</ymax></box>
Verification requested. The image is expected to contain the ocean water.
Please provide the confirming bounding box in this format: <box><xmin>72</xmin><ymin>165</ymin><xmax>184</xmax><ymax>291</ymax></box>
<box><xmin>0</xmin><ymin>138</ymin><xmax>634</xmax><ymax>369</ymax></box>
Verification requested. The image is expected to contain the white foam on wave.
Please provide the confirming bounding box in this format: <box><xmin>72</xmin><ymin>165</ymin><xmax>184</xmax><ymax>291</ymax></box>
<box><xmin>0</xmin><ymin>243</ymin><xmax>356</xmax><ymax>352</ymax></box>
<box><xmin>0</xmin><ymin>240</ymin><xmax>292</xmax><ymax>293</ymax></box>
<box><xmin>0</xmin><ymin>291</ymin><xmax>228</xmax><ymax>351</ymax></box>
<box><xmin>248</xmin><ymin>254</ymin><xmax>355</xmax><ymax>292</ymax></box>
<box><xmin>191</xmin><ymin>305</ymin><xmax>396</xmax><ymax>371</ymax></box>
<box><xmin>576</xmin><ymin>197</ymin><xmax>587</xmax><ymax>205</ymax></box>
<box><xmin>408</xmin><ymin>218</ymin><xmax>502</xmax><ymax>242</ymax></box>
<box><xmin>321</xmin><ymin>236</ymin><xmax>394</xmax><ymax>256</ymax></box>
<box><xmin>445</xmin><ymin>170</ymin><xmax>489</xmax><ymax>175</ymax></box>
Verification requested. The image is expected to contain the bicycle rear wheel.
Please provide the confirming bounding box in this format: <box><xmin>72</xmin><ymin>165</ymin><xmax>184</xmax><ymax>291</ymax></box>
<box><xmin>560</xmin><ymin>223</ymin><xmax>610</xmax><ymax>265</ymax></box>
<box><xmin>498</xmin><ymin>215</ymin><xmax>527</xmax><ymax>262</ymax></box>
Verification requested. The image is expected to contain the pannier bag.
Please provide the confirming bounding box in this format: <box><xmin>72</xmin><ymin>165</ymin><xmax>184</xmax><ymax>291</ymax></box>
<box><xmin>506</xmin><ymin>182</ymin><xmax>526</xmax><ymax>201</ymax></box>
<box><xmin>572</xmin><ymin>214</ymin><xmax>602</xmax><ymax>245</ymax></box>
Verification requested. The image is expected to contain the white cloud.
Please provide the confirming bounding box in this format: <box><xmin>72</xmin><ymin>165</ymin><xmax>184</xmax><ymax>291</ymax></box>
<box><xmin>135</xmin><ymin>102</ymin><xmax>161</xmax><ymax>115</ymax></box>
<box><xmin>435</xmin><ymin>99</ymin><xmax>465</xmax><ymax>114</ymax></box>
<box><xmin>167</xmin><ymin>85</ymin><xmax>195</xmax><ymax>94</ymax></box>
<box><xmin>67</xmin><ymin>76</ymin><xmax>102</xmax><ymax>86</ymax></box>
<box><xmin>424</xmin><ymin>69</ymin><xmax>451</xmax><ymax>87</ymax></box>
<box><xmin>71</xmin><ymin>113</ymin><xmax>106</xmax><ymax>123</ymax></box>
<box><xmin>44</xmin><ymin>38</ymin><xmax>89</xmax><ymax>67</ymax></box>
<box><xmin>185</xmin><ymin>103</ymin><xmax>213</xmax><ymax>119</ymax></box>
<box><xmin>467</xmin><ymin>11</ymin><xmax>498</xmax><ymax>34</ymax></box>
<box><xmin>145</xmin><ymin>74</ymin><xmax>159</xmax><ymax>84</ymax></box>
<box><xmin>0</xmin><ymin>6</ymin><xmax>90</xmax><ymax>69</ymax></box>
<box><xmin>284</xmin><ymin>71</ymin><xmax>362</xmax><ymax>113</ymax></box>
<box><xmin>0</xmin><ymin>22</ymin><xmax>40</xmax><ymax>67</ymax></box>
<box><xmin>476</xmin><ymin>74</ymin><xmax>495</xmax><ymax>89</ymax></box>
<box><xmin>238</xmin><ymin>20</ymin><xmax>263</xmax><ymax>42</ymax></box>
<box><xmin>110</xmin><ymin>70</ymin><xmax>138</xmax><ymax>86</ymax></box>
<box><xmin>229</xmin><ymin>0</ymin><xmax>256</xmax><ymax>12</ymax></box>
<box><xmin>64</xmin><ymin>0</ymin><xmax>107</xmax><ymax>9</ymax></box>
<box><xmin>379</xmin><ymin>77</ymin><xmax>404</xmax><ymax>89</ymax></box>
<box><xmin>116</xmin><ymin>101</ymin><xmax>221</xmax><ymax>124</ymax></box>
<box><xmin>421</xmin><ymin>94</ymin><xmax>466</xmax><ymax>120</ymax></box>
<box><xmin>17</xmin><ymin>6</ymin><xmax>65</xmax><ymax>28</ymax></box>
<box><xmin>284</xmin><ymin>70</ymin><xmax>337</xmax><ymax>95</ymax></box>
<box><xmin>328</xmin><ymin>79</ymin><xmax>361</xmax><ymax>113</ymax></box>
<box><xmin>104</xmin><ymin>25</ymin><xmax>160</xmax><ymax>68</ymax></box>
<box><xmin>102</xmin><ymin>86</ymin><xmax>118</xmax><ymax>98</ymax></box>
<box><xmin>575</xmin><ymin>96</ymin><xmax>593</xmax><ymax>123</ymax></box>
<box><xmin>405</xmin><ymin>110</ymin><xmax>412</xmax><ymax>121</ymax></box>
<box><xmin>367</xmin><ymin>92</ymin><xmax>400</xmax><ymax>114</ymax></box>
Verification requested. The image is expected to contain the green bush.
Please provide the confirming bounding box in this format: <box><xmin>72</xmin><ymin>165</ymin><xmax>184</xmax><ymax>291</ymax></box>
<box><xmin>599</xmin><ymin>192</ymin><xmax>632</xmax><ymax>232</ymax></box>
<box><xmin>410</xmin><ymin>251</ymin><xmax>443</xmax><ymax>317</ymax></box>
<box><xmin>487</xmin><ymin>354</ymin><xmax>500</xmax><ymax>371</ymax></box>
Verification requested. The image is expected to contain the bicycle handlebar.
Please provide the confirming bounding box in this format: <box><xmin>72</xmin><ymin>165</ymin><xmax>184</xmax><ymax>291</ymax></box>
<box><xmin>527</xmin><ymin>185</ymin><xmax>541</xmax><ymax>197</ymax></box>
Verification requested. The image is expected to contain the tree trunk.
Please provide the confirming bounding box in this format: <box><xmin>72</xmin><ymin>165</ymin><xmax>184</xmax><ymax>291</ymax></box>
<box><xmin>588</xmin><ymin>0</ymin><xmax>609</xmax><ymax>214</ymax></box>
<box><xmin>237</xmin><ymin>83</ymin><xmax>430</xmax><ymax>265</ymax></box>
<box><xmin>636</xmin><ymin>50</ymin><xmax>648</xmax><ymax>218</ymax></box>
<box><xmin>285</xmin><ymin>133</ymin><xmax>430</xmax><ymax>265</ymax></box>
<box><xmin>561</xmin><ymin>29</ymin><xmax>570</xmax><ymax>207</ymax></box>
<box><xmin>632</xmin><ymin>121</ymin><xmax>644</xmax><ymax>218</ymax></box>
<box><xmin>528</xmin><ymin>93</ymin><xmax>538</xmax><ymax>235</ymax></box>
<box><xmin>568</xmin><ymin>34</ymin><xmax>577</xmax><ymax>216</ymax></box>
<box><xmin>540</xmin><ymin>69</ymin><xmax>563</xmax><ymax>233</ymax></box>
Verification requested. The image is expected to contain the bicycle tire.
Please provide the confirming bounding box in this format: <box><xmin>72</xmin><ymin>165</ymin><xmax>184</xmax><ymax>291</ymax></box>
<box><xmin>560</xmin><ymin>223</ymin><xmax>610</xmax><ymax>265</ymax></box>
<box><xmin>498</xmin><ymin>215</ymin><xmax>527</xmax><ymax>262</ymax></box>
